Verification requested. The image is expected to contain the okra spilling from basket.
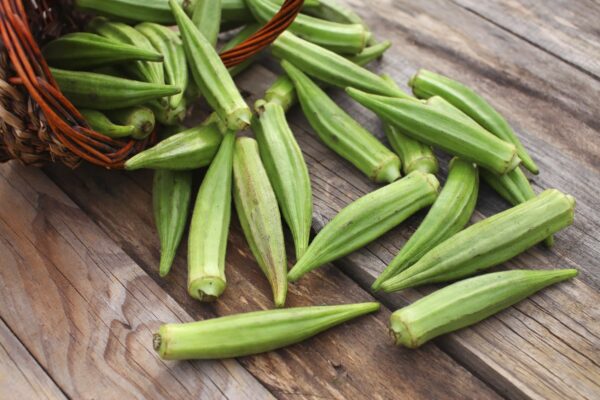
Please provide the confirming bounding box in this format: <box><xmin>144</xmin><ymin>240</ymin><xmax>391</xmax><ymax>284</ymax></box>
<box><xmin>51</xmin><ymin>0</ymin><xmax>581</xmax><ymax>360</ymax></box>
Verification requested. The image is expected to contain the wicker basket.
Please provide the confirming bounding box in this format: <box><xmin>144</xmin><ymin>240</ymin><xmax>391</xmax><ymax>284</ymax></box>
<box><xmin>0</xmin><ymin>0</ymin><xmax>303</xmax><ymax>169</ymax></box>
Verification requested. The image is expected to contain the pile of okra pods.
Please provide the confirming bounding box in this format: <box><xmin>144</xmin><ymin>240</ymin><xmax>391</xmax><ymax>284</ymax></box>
<box><xmin>54</xmin><ymin>0</ymin><xmax>577</xmax><ymax>358</ymax></box>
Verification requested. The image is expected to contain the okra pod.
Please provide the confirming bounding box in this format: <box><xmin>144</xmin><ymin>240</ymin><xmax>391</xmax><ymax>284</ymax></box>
<box><xmin>253</xmin><ymin>101</ymin><xmax>312</xmax><ymax>260</ymax></box>
<box><xmin>390</xmin><ymin>269</ymin><xmax>577</xmax><ymax>348</ymax></box>
<box><xmin>380</xmin><ymin>74</ymin><xmax>438</xmax><ymax>175</ymax></box>
<box><xmin>147</xmin><ymin>97</ymin><xmax>188</xmax><ymax>126</ymax></box>
<box><xmin>153</xmin><ymin>126</ymin><xmax>193</xmax><ymax>276</ymax></box>
<box><xmin>136</xmin><ymin>22</ymin><xmax>188</xmax><ymax>110</ymax></box>
<box><xmin>346</xmin><ymin>88</ymin><xmax>521</xmax><ymax>175</ymax></box>
<box><xmin>481</xmin><ymin>167</ymin><xmax>554</xmax><ymax>247</ymax></box>
<box><xmin>74</xmin><ymin>0</ymin><xmax>189</xmax><ymax>24</ymax></box>
<box><xmin>272</xmin><ymin>32</ymin><xmax>407</xmax><ymax>98</ymax></box>
<box><xmin>154</xmin><ymin>302</ymin><xmax>379</xmax><ymax>359</ymax></box>
<box><xmin>125</xmin><ymin>122</ymin><xmax>222</xmax><ymax>170</ymax></box>
<box><xmin>188</xmin><ymin>132</ymin><xmax>235</xmax><ymax>301</ymax></box>
<box><xmin>425</xmin><ymin>95</ymin><xmax>554</xmax><ymax>247</ymax></box>
<box><xmin>288</xmin><ymin>171</ymin><xmax>440</xmax><ymax>282</ymax></box>
<box><xmin>43</xmin><ymin>32</ymin><xmax>163</xmax><ymax>70</ymax></box>
<box><xmin>246</xmin><ymin>0</ymin><xmax>370</xmax><ymax>54</ymax></box>
<box><xmin>304</xmin><ymin>0</ymin><xmax>368</xmax><ymax>26</ymax></box>
<box><xmin>372</xmin><ymin>158</ymin><xmax>478</xmax><ymax>290</ymax></box>
<box><xmin>170</xmin><ymin>0</ymin><xmax>252</xmax><ymax>131</ymax></box>
<box><xmin>51</xmin><ymin>68</ymin><xmax>180</xmax><ymax>110</ymax></box>
<box><xmin>88</xmin><ymin>18</ymin><xmax>165</xmax><ymax>89</ymax></box>
<box><xmin>282</xmin><ymin>61</ymin><xmax>401</xmax><ymax>183</ymax></box>
<box><xmin>264</xmin><ymin>39</ymin><xmax>389</xmax><ymax>114</ymax></box>
<box><xmin>409</xmin><ymin>69</ymin><xmax>539</xmax><ymax>174</ymax></box>
<box><xmin>233</xmin><ymin>137</ymin><xmax>288</xmax><ymax>307</ymax></box>
<box><xmin>381</xmin><ymin>189</ymin><xmax>575</xmax><ymax>292</ymax></box>
<box><xmin>80</xmin><ymin>109</ymin><xmax>136</xmax><ymax>138</ymax></box>
<box><xmin>346</xmin><ymin>41</ymin><xmax>391</xmax><ymax>65</ymax></box>
<box><xmin>191</xmin><ymin>0</ymin><xmax>222</xmax><ymax>46</ymax></box>
<box><xmin>106</xmin><ymin>106</ymin><xmax>156</xmax><ymax>139</ymax></box>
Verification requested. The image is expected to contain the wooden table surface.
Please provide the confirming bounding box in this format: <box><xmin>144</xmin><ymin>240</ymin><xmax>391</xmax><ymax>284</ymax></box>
<box><xmin>1</xmin><ymin>0</ymin><xmax>599</xmax><ymax>399</ymax></box>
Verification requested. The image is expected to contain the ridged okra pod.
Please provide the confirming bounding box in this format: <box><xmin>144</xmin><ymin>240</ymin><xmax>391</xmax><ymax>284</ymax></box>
<box><xmin>282</xmin><ymin>61</ymin><xmax>401</xmax><ymax>183</ymax></box>
<box><xmin>170</xmin><ymin>0</ymin><xmax>252</xmax><ymax>131</ymax></box>
<box><xmin>409</xmin><ymin>69</ymin><xmax>539</xmax><ymax>174</ymax></box>
<box><xmin>233</xmin><ymin>138</ymin><xmax>287</xmax><ymax>307</ymax></box>
<box><xmin>154</xmin><ymin>302</ymin><xmax>379</xmax><ymax>359</ymax></box>
<box><xmin>346</xmin><ymin>88</ymin><xmax>521</xmax><ymax>175</ymax></box>
<box><xmin>381</xmin><ymin>189</ymin><xmax>576</xmax><ymax>292</ymax></box>
<box><xmin>153</xmin><ymin>148</ymin><xmax>193</xmax><ymax>276</ymax></box>
<box><xmin>125</xmin><ymin>123</ymin><xmax>222</xmax><ymax>170</ymax></box>
<box><xmin>80</xmin><ymin>109</ymin><xmax>135</xmax><ymax>138</ymax></box>
<box><xmin>106</xmin><ymin>106</ymin><xmax>155</xmax><ymax>139</ymax></box>
<box><xmin>51</xmin><ymin>68</ymin><xmax>180</xmax><ymax>110</ymax></box>
<box><xmin>304</xmin><ymin>0</ymin><xmax>369</xmax><ymax>27</ymax></box>
<box><xmin>136</xmin><ymin>22</ymin><xmax>188</xmax><ymax>111</ymax></box>
<box><xmin>253</xmin><ymin>101</ymin><xmax>312</xmax><ymax>260</ymax></box>
<box><xmin>246</xmin><ymin>0</ymin><xmax>370</xmax><ymax>54</ymax></box>
<box><xmin>272</xmin><ymin>32</ymin><xmax>407</xmax><ymax>98</ymax></box>
<box><xmin>346</xmin><ymin>40</ymin><xmax>391</xmax><ymax>65</ymax></box>
<box><xmin>373</xmin><ymin>158</ymin><xmax>478</xmax><ymax>290</ymax></box>
<box><xmin>288</xmin><ymin>171</ymin><xmax>440</xmax><ymax>283</ymax></box>
<box><xmin>191</xmin><ymin>0</ymin><xmax>222</xmax><ymax>46</ymax></box>
<box><xmin>88</xmin><ymin>18</ymin><xmax>165</xmax><ymax>89</ymax></box>
<box><xmin>74</xmin><ymin>0</ymin><xmax>189</xmax><ymax>24</ymax></box>
<box><xmin>390</xmin><ymin>269</ymin><xmax>577</xmax><ymax>348</ymax></box>
<box><xmin>43</xmin><ymin>32</ymin><xmax>163</xmax><ymax>70</ymax></box>
<box><xmin>188</xmin><ymin>132</ymin><xmax>235</xmax><ymax>301</ymax></box>
<box><xmin>380</xmin><ymin>74</ymin><xmax>438</xmax><ymax>175</ymax></box>
<box><xmin>481</xmin><ymin>167</ymin><xmax>554</xmax><ymax>248</ymax></box>
<box><xmin>265</xmin><ymin>40</ymin><xmax>390</xmax><ymax>114</ymax></box>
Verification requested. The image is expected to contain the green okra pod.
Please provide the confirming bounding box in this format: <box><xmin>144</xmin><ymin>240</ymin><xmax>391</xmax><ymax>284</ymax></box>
<box><xmin>246</xmin><ymin>0</ymin><xmax>371</xmax><ymax>54</ymax></box>
<box><xmin>136</xmin><ymin>22</ymin><xmax>188</xmax><ymax>111</ymax></box>
<box><xmin>106</xmin><ymin>106</ymin><xmax>156</xmax><ymax>139</ymax></box>
<box><xmin>390</xmin><ymin>269</ymin><xmax>577</xmax><ymax>348</ymax></box>
<box><xmin>147</xmin><ymin>97</ymin><xmax>188</xmax><ymax>126</ymax></box>
<box><xmin>346</xmin><ymin>88</ymin><xmax>521</xmax><ymax>175</ymax></box>
<box><xmin>272</xmin><ymin>32</ymin><xmax>407</xmax><ymax>98</ymax></box>
<box><xmin>346</xmin><ymin>40</ymin><xmax>391</xmax><ymax>65</ymax></box>
<box><xmin>253</xmin><ymin>101</ymin><xmax>313</xmax><ymax>260</ymax></box>
<box><xmin>80</xmin><ymin>109</ymin><xmax>136</xmax><ymax>138</ymax></box>
<box><xmin>74</xmin><ymin>0</ymin><xmax>191</xmax><ymax>24</ymax></box>
<box><xmin>43</xmin><ymin>32</ymin><xmax>163</xmax><ymax>70</ymax></box>
<box><xmin>481</xmin><ymin>167</ymin><xmax>554</xmax><ymax>248</ymax></box>
<box><xmin>154</xmin><ymin>302</ymin><xmax>380</xmax><ymax>359</ymax></box>
<box><xmin>191</xmin><ymin>0</ymin><xmax>222</xmax><ymax>46</ymax></box>
<box><xmin>380</xmin><ymin>74</ymin><xmax>438</xmax><ymax>175</ymax></box>
<box><xmin>288</xmin><ymin>171</ymin><xmax>440</xmax><ymax>283</ymax></box>
<box><xmin>372</xmin><ymin>158</ymin><xmax>478</xmax><ymax>290</ymax></box>
<box><xmin>304</xmin><ymin>0</ymin><xmax>368</xmax><ymax>26</ymax></box>
<box><xmin>409</xmin><ymin>69</ymin><xmax>539</xmax><ymax>174</ymax></box>
<box><xmin>153</xmin><ymin>160</ymin><xmax>193</xmax><ymax>276</ymax></box>
<box><xmin>282</xmin><ymin>61</ymin><xmax>401</xmax><ymax>183</ymax></box>
<box><xmin>188</xmin><ymin>131</ymin><xmax>236</xmax><ymax>301</ymax></box>
<box><xmin>88</xmin><ymin>18</ymin><xmax>165</xmax><ymax>89</ymax></box>
<box><xmin>265</xmin><ymin>39</ymin><xmax>391</xmax><ymax>114</ymax></box>
<box><xmin>51</xmin><ymin>68</ymin><xmax>180</xmax><ymax>110</ymax></box>
<box><xmin>381</xmin><ymin>189</ymin><xmax>576</xmax><ymax>292</ymax></box>
<box><xmin>233</xmin><ymin>137</ymin><xmax>288</xmax><ymax>307</ymax></box>
<box><xmin>170</xmin><ymin>0</ymin><xmax>252</xmax><ymax>131</ymax></box>
<box><xmin>125</xmin><ymin>122</ymin><xmax>222</xmax><ymax>170</ymax></box>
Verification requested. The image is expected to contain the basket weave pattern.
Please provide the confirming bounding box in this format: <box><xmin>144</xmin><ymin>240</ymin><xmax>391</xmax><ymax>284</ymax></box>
<box><xmin>0</xmin><ymin>0</ymin><xmax>304</xmax><ymax>169</ymax></box>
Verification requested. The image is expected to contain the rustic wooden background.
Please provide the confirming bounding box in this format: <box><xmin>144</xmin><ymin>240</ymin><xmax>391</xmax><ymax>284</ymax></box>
<box><xmin>1</xmin><ymin>0</ymin><xmax>599</xmax><ymax>399</ymax></box>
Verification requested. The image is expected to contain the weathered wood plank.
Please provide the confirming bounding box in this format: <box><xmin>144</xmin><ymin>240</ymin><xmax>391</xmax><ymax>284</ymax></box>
<box><xmin>0</xmin><ymin>318</ymin><xmax>67</xmax><ymax>400</ymax></box>
<box><xmin>452</xmin><ymin>0</ymin><xmax>600</xmax><ymax>79</ymax></box>
<box><xmin>0</xmin><ymin>163</ymin><xmax>274</xmax><ymax>400</ymax></box>
<box><xmin>44</xmin><ymin>164</ymin><xmax>500</xmax><ymax>399</ymax></box>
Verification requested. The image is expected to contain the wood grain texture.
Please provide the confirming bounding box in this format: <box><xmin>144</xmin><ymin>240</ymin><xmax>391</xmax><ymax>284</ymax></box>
<box><xmin>0</xmin><ymin>318</ymin><xmax>67</xmax><ymax>400</ymax></box>
<box><xmin>0</xmin><ymin>163</ymin><xmax>274</xmax><ymax>400</ymax></box>
<box><xmin>452</xmin><ymin>0</ymin><xmax>600</xmax><ymax>79</ymax></box>
<box><xmin>44</xmin><ymin>163</ymin><xmax>499</xmax><ymax>400</ymax></box>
